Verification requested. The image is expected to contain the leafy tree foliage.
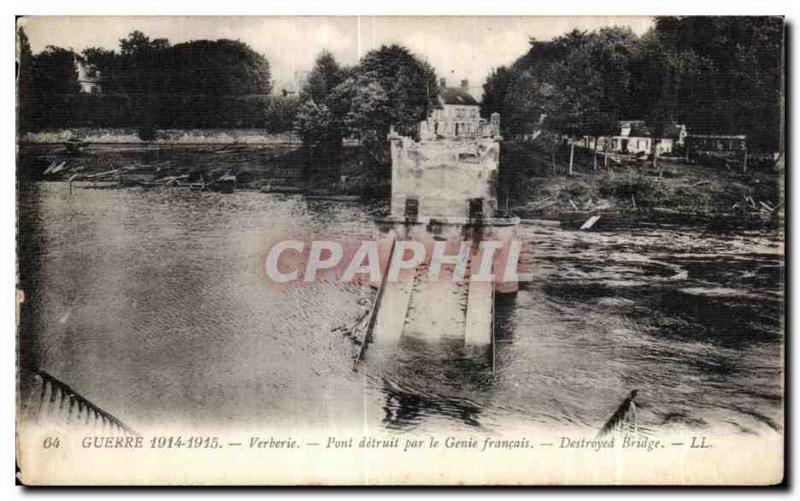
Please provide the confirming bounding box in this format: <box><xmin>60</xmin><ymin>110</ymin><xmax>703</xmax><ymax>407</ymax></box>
<box><xmin>265</xmin><ymin>95</ymin><xmax>301</xmax><ymax>133</ymax></box>
<box><xmin>480</xmin><ymin>66</ymin><xmax>513</xmax><ymax>124</ymax></box>
<box><xmin>20</xmin><ymin>31</ymin><xmax>273</xmax><ymax>134</ymax></box>
<box><xmin>302</xmin><ymin>51</ymin><xmax>344</xmax><ymax>104</ymax></box>
<box><xmin>294</xmin><ymin>101</ymin><xmax>337</xmax><ymax>149</ymax></box>
<box><xmin>483</xmin><ymin>17</ymin><xmax>783</xmax><ymax>152</ymax></box>
<box><xmin>29</xmin><ymin>45</ymin><xmax>80</xmax><ymax>95</ymax></box>
<box><xmin>351</xmin><ymin>45</ymin><xmax>438</xmax><ymax>138</ymax></box>
<box><xmin>22</xmin><ymin>45</ymin><xmax>82</xmax><ymax>131</ymax></box>
<box><xmin>294</xmin><ymin>45</ymin><xmax>438</xmax><ymax>167</ymax></box>
<box><xmin>632</xmin><ymin>16</ymin><xmax>783</xmax><ymax>151</ymax></box>
<box><xmin>294</xmin><ymin>52</ymin><xmax>353</xmax><ymax>160</ymax></box>
<box><xmin>484</xmin><ymin>28</ymin><xmax>636</xmax><ymax>141</ymax></box>
<box><xmin>17</xmin><ymin>27</ymin><xmax>33</xmax><ymax>132</ymax></box>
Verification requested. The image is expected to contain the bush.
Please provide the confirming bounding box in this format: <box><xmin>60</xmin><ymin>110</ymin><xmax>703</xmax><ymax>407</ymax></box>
<box><xmin>265</xmin><ymin>96</ymin><xmax>300</xmax><ymax>133</ymax></box>
<box><xmin>565</xmin><ymin>181</ymin><xmax>590</xmax><ymax>198</ymax></box>
<box><xmin>22</xmin><ymin>92</ymin><xmax>274</xmax><ymax>131</ymax></box>
<box><xmin>670</xmin><ymin>186</ymin><xmax>712</xmax><ymax>210</ymax></box>
<box><xmin>600</xmin><ymin>174</ymin><xmax>664</xmax><ymax>207</ymax></box>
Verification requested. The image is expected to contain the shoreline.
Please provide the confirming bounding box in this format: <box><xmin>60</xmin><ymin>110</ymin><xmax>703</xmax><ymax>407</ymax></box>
<box><xmin>19</xmin><ymin>128</ymin><xmax>300</xmax><ymax>146</ymax></box>
<box><xmin>18</xmin><ymin>141</ymin><xmax>784</xmax><ymax>231</ymax></box>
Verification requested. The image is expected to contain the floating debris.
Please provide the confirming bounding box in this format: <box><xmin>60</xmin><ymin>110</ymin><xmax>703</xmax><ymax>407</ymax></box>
<box><xmin>597</xmin><ymin>389</ymin><xmax>639</xmax><ymax>438</ymax></box>
<box><xmin>579</xmin><ymin>215</ymin><xmax>601</xmax><ymax>231</ymax></box>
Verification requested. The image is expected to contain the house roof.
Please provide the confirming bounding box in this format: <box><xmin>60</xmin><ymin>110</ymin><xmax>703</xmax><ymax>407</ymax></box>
<box><xmin>619</xmin><ymin>120</ymin><xmax>689</xmax><ymax>139</ymax></box>
<box><xmin>439</xmin><ymin>87</ymin><xmax>479</xmax><ymax>106</ymax></box>
<box><xmin>661</xmin><ymin>123</ymin><xmax>686</xmax><ymax>139</ymax></box>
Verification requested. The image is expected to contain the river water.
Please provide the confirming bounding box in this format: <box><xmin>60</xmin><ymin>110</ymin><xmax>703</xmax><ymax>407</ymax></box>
<box><xmin>17</xmin><ymin>182</ymin><xmax>784</xmax><ymax>436</ymax></box>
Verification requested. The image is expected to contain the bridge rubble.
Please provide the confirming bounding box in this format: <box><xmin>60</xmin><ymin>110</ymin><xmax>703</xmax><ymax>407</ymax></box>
<box><xmin>355</xmin><ymin>90</ymin><xmax>519</xmax><ymax>365</ymax></box>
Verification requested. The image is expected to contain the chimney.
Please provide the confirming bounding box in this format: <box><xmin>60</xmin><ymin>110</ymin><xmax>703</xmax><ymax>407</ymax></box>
<box><xmin>440</xmin><ymin>78</ymin><xmax>447</xmax><ymax>88</ymax></box>
<box><xmin>460</xmin><ymin>79</ymin><xmax>469</xmax><ymax>91</ymax></box>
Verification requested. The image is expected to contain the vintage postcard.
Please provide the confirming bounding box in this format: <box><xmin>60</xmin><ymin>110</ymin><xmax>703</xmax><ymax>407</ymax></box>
<box><xmin>15</xmin><ymin>15</ymin><xmax>785</xmax><ymax>485</ymax></box>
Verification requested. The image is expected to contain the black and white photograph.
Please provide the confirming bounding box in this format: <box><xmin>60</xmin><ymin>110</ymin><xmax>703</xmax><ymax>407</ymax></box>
<box><xmin>13</xmin><ymin>12</ymin><xmax>786</xmax><ymax>486</ymax></box>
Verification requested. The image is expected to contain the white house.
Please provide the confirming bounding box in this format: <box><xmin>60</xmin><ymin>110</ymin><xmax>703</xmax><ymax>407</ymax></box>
<box><xmin>419</xmin><ymin>79</ymin><xmax>488</xmax><ymax>139</ymax></box>
<box><xmin>581</xmin><ymin>120</ymin><xmax>686</xmax><ymax>156</ymax></box>
<box><xmin>74</xmin><ymin>56</ymin><xmax>101</xmax><ymax>94</ymax></box>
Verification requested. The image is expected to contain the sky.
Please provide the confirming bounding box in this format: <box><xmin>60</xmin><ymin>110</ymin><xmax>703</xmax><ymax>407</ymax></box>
<box><xmin>19</xmin><ymin>16</ymin><xmax>654</xmax><ymax>97</ymax></box>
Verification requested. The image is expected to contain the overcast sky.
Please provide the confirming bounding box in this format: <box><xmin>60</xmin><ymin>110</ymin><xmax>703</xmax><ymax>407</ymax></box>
<box><xmin>19</xmin><ymin>16</ymin><xmax>654</xmax><ymax>97</ymax></box>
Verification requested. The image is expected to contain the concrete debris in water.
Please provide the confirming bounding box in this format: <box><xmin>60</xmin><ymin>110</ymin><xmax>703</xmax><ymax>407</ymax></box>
<box><xmin>579</xmin><ymin>215</ymin><xmax>601</xmax><ymax>231</ymax></box>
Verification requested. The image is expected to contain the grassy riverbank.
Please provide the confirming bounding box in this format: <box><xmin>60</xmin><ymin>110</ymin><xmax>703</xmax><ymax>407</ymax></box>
<box><xmin>18</xmin><ymin>142</ymin><xmax>390</xmax><ymax>198</ymax></box>
<box><xmin>501</xmin><ymin>142</ymin><xmax>783</xmax><ymax>227</ymax></box>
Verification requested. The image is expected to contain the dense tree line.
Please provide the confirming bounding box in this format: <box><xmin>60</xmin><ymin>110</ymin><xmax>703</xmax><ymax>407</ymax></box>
<box><xmin>482</xmin><ymin>17</ymin><xmax>783</xmax><ymax>152</ymax></box>
<box><xmin>17</xmin><ymin>30</ymin><xmax>277</xmax><ymax>135</ymax></box>
<box><xmin>16</xmin><ymin>28</ymin><xmax>436</xmax><ymax>154</ymax></box>
<box><xmin>18</xmin><ymin>17</ymin><xmax>782</xmax><ymax>155</ymax></box>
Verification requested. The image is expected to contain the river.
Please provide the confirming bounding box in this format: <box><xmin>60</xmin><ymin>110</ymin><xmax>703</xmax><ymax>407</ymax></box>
<box><xmin>17</xmin><ymin>182</ymin><xmax>783</xmax><ymax>436</ymax></box>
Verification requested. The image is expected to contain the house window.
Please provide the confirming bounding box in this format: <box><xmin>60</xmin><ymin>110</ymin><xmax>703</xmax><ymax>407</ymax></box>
<box><xmin>469</xmin><ymin>198</ymin><xmax>484</xmax><ymax>219</ymax></box>
<box><xmin>458</xmin><ymin>152</ymin><xmax>479</xmax><ymax>163</ymax></box>
<box><xmin>404</xmin><ymin>198</ymin><xmax>419</xmax><ymax>219</ymax></box>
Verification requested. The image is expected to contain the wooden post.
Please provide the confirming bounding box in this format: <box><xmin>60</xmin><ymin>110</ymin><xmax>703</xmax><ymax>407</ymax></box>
<box><xmin>569</xmin><ymin>140</ymin><xmax>575</xmax><ymax>176</ymax></box>
<box><xmin>743</xmin><ymin>147</ymin><xmax>748</xmax><ymax>173</ymax></box>
<box><xmin>551</xmin><ymin>151</ymin><xmax>556</xmax><ymax>176</ymax></box>
<box><xmin>652</xmin><ymin>138</ymin><xmax>658</xmax><ymax>169</ymax></box>
<box><xmin>593</xmin><ymin>138</ymin><xmax>598</xmax><ymax>171</ymax></box>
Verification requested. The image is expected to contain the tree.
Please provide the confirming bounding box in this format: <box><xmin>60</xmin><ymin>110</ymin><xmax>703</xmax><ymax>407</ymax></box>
<box><xmin>294</xmin><ymin>52</ymin><xmax>352</xmax><ymax>162</ymax></box>
<box><xmin>164</xmin><ymin>39</ymin><xmax>271</xmax><ymax>96</ymax></box>
<box><xmin>87</xmin><ymin>34</ymin><xmax>273</xmax><ymax>132</ymax></box>
<box><xmin>113</xmin><ymin>32</ymin><xmax>167</xmax><ymax>136</ymax></box>
<box><xmin>266</xmin><ymin>95</ymin><xmax>301</xmax><ymax>133</ymax></box>
<box><xmin>481</xmin><ymin>28</ymin><xmax>641</xmax><ymax>174</ymax></box>
<box><xmin>483</xmin><ymin>16</ymin><xmax>783</xmax><ymax>167</ymax></box>
<box><xmin>480</xmin><ymin>66</ymin><xmax>514</xmax><ymax>133</ymax></box>
<box><xmin>26</xmin><ymin>46</ymin><xmax>81</xmax><ymax>129</ymax></box>
<box><xmin>503</xmin><ymin>70</ymin><xmax>552</xmax><ymax>140</ymax></box>
<box><xmin>120</xmin><ymin>30</ymin><xmax>157</xmax><ymax>57</ymax></box>
<box><xmin>302</xmin><ymin>51</ymin><xmax>344</xmax><ymax>104</ymax></box>
<box><xmin>351</xmin><ymin>45</ymin><xmax>438</xmax><ymax>138</ymax></box>
<box><xmin>545</xmin><ymin>39</ymin><xmax>606</xmax><ymax>175</ymax></box>
<box><xmin>30</xmin><ymin>46</ymin><xmax>80</xmax><ymax>95</ymax></box>
<box><xmin>294</xmin><ymin>45</ymin><xmax>436</xmax><ymax>171</ymax></box>
<box><xmin>22</xmin><ymin>31</ymin><xmax>277</xmax><ymax>132</ymax></box>
<box><xmin>483</xmin><ymin>30</ymin><xmax>633</xmax><ymax>145</ymax></box>
<box><xmin>582</xmin><ymin>27</ymin><xmax>637</xmax><ymax>168</ymax></box>
<box><xmin>346</xmin><ymin>81</ymin><xmax>392</xmax><ymax>164</ymax></box>
<box><xmin>17</xmin><ymin>27</ymin><xmax>32</xmax><ymax>132</ymax></box>
<box><xmin>634</xmin><ymin>17</ymin><xmax>783</xmax><ymax>152</ymax></box>
<box><xmin>82</xmin><ymin>47</ymin><xmax>116</xmax><ymax>74</ymax></box>
<box><xmin>294</xmin><ymin>101</ymin><xmax>336</xmax><ymax>149</ymax></box>
<box><xmin>293</xmin><ymin>100</ymin><xmax>345</xmax><ymax>178</ymax></box>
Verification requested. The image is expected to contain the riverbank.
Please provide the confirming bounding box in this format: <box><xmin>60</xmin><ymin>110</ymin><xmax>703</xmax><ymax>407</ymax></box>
<box><xmin>18</xmin><ymin>140</ymin><xmax>784</xmax><ymax>229</ymax></box>
<box><xmin>502</xmin><ymin>142</ymin><xmax>783</xmax><ymax>230</ymax></box>
<box><xmin>18</xmin><ymin>142</ymin><xmax>390</xmax><ymax>199</ymax></box>
<box><xmin>20</xmin><ymin>128</ymin><xmax>300</xmax><ymax>145</ymax></box>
